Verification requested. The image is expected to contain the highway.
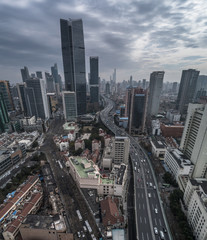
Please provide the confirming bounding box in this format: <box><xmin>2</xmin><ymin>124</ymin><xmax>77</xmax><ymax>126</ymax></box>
<box><xmin>100</xmin><ymin>96</ymin><xmax>172</xmax><ymax>240</ymax></box>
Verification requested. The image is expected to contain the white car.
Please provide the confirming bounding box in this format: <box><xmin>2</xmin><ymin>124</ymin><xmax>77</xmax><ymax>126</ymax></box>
<box><xmin>154</xmin><ymin>227</ymin><xmax>158</xmax><ymax>235</ymax></box>
<box><xmin>155</xmin><ymin>208</ymin><xmax>158</xmax><ymax>214</ymax></box>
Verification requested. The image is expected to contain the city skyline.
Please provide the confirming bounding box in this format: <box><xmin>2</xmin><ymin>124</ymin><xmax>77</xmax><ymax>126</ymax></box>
<box><xmin>0</xmin><ymin>0</ymin><xmax>207</xmax><ymax>84</ymax></box>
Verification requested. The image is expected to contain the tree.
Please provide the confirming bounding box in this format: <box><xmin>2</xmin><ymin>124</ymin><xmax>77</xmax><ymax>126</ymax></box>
<box><xmin>74</xmin><ymin>148</ymin><xmax>83</xmax><ymax>156</ymax></box>
<box><xmin>84</xmin><ymin>139</ymin><xmax>92</xmax><ymax>151</ymax></box>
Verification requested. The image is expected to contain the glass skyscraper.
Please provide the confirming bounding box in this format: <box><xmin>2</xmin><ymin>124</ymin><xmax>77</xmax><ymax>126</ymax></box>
<box><xmin>89</xmin><ymin>56</ymin><xmax>99</xmax><ymax>104</ymax></box>
<box><xmin>60</xmin><ymin>18</ymin><xmax>86</xmax><ymax>116</ymax></box>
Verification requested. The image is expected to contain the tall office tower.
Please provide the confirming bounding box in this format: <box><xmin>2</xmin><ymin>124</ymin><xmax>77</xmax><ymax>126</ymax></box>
<box><xmin>45</xmin><ymin>72</ymin><xmax>55</xmax><ymax>93</ymax></box>
<box><xmin>124</xmin><ymin>87</ymin><xmax>133</xmax><ymax>118</ymax></box>
<box><xmin>142</xmin><ymin>79</ymin><xmax>146</xmax><ymax>89</ymax></box>
<box><xmin>0</xmin><ymin>93</ymin><xmax>9</xmax><ymax>133</ymax></box>
<box><xmin>24</xmin><ymin>87</ymin><xmax>38</xmax><ymax>117</ymax></box>
<box><xmin>147</xmin><ymin>71</ymin><xmax>164</xmax><ymax>116</ymax></box>
<box><xmin>58</xmin><ymin>74</ymin><xmax>62</xmax><ymax>91</ymax></box>
<box><xmin>180</xmin><ymin>103</ymin><xmax>207</xmax><ymax>178</ymax></box>
<box><xmin>128</xmin><ymin>88</ymin><xmax>148</xmax><ymax>134</ymax></box>
<box><xmin>0</xmin><ymin>80</ymin><xmax>14</xmax><ymax>111</ymax></box>
<box><xmin>60</xmin><ymin>18</ymin><xmax>86</xmax><ymax>116</ymax></box>
<box><xmin>172</xmin><ymin>82</ymin><xmax>178</xmax><ymax>93</ymax></box>
<box><xmin>89</xmin><ymin>56</ymin><xmax>99</xmax><ymax>104</ymax></box>
<box><xmin>62</xmin><ymin>91</ymin><xmax>77</xmax><ymax>122</ymax></box>
<box><xmin>51</xmin><ymin>63</ymin><xmax>58</xmax><ymax>83</ymax></box>
<box><xmin>36</xmin><ymin>71</ymin><xmax>43</xmax><ymax>79</ymax></box>
<box><xmin>113</xmin><ymin>69</ymin><xmax>116</xmax><ymax>83</ymax></box>
<box><xmin>129</xmin><ymin>76</ymin><xmax>133</xmax><ymax>87</ymax></box>
<box><xmin>194</xmin><ymin>75</ymin><xmax>207</xmax><ymax>101</ymax></box>
<box><xmin>16</xmin><ymin>83</ymin><xmax>27</xmax><ymax>115</ymax></box>
<box><xmin>20</xmin><ymin>66</ymin><xmax>30</xmax><ymax>82</ymax></box>
<box><xmin>26</xmin><ymin>78</ymin><xmax>49</xmax><ymax>119</ymax></box>
<box><xmin>113</xmin><ymin>136</ymin><xmax>130</xmax><ymax>165</ymax></box>
<box><xmin>176</xmin><ymin>69</ymin><xmax>199</xmax><ymax>115</ymax></box>
<box><xmin>105</xmin><ymin>82</ymin><xmax>110</xmax><ymax>95</ymax></box>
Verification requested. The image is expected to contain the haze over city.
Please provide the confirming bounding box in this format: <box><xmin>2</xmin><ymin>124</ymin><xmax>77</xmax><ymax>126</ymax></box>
<box><xmin>1</xmin><ymin>0</ymin><xmax>207</xmax><ymax>83</ymax></box>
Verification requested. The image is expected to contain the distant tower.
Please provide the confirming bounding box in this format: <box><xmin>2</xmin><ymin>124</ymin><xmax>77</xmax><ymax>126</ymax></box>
<box><xmin>0</xmin><ymin>80</ymin><xmax>15</xmax><ymax>111</ymax></box>
<box><xmin>176</xmin><ymin>69</ymin><xmax>199</xmax><ymax>115</ymax></box>
<box><xmin>16</xmin><ymin>83</ymin><xmax>27</xmax><ymax>115</ymax></box>
<box><xmin>45</xmin><ymin>72</ymin><xmax>55</xmax><ymax>93</ymax></box>
<box><xmin>60</xmin><ymin>18</ymin><xmax>86</xmax><ymax>116</ymax></box>
<box><xmin>113</xmin><ymin>69</ymin><xmax>116</xmax><ymax>83</ymax></box>
<box><xmin>25</xmin><ymin>78</ymin><xmax>49</xmax><ymax>119</ymax></box>
<box><xmin>105</xmin><ymin>82</ymin><xmax>110</xmax><ymax>95</ymax></box>
<box><xmin>128</xmin><ymin>88</ymin><xmax>148</xmax><ymax>134</ymax></box>
<box><xmin>172</xmin><ymin>82</ymin><xmax>178</xmax><ymax>93</ymax></box>
<box><xmin>36</xmin><ymin>71</ymin><xmax>43</xmax><ymax>79</ymax></box>
<box><xmin>89</xmin><ymin>56</ymin><xmax>99</xmax><ymax>104</ymax></box>
<box><xmin>20</xmin><ymin>66</ymin><xmax>30</xmax><ymax>82</ymax></box>
<box><xmin>0</xmin><ymin>93</ymin><xmax>9</xmax><ymax>133</ymax></box>
<box><xmin>147</xmin><ymin>71</ymin><xmax>164</xmax><ymax>116</ymax></box>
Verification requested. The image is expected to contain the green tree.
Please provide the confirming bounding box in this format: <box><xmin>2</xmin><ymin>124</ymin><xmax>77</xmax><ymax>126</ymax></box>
<box><xmin>74</xmin><ymin>148</ymin><xmax>83</xmax><ymax>156</ymax></box>
<box><xmin>84</xmin><ymin>139</ymin><xmax>92</xmax><ymax>151</ymax></box>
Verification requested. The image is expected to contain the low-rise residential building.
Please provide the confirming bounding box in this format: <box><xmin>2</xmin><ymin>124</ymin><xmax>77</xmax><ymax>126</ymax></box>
<box><xmin>160</xmin><ymin>122</ymin><xmax>184</xmax><ymax>138</ymax></box>
<box><xmin>92</xmin><ymin>139</ymin><xmax>101</xmax><ymax>152</ymax></box>
<box><xmin>152</xmin><ymin>119</ymin><xmax>160</xmax><ymax>136</ymax></box>
<box><xmin>20</xmin><ymin>215</ymin><xmax>73</xmax><ymax>240</ymax></box>
<box><xmin>166</xmin><ymin>110</ymin><xmax>181</xmax><ymax>123</ymax></box>
<box><xmin>100</xmin><ymin>197</ymin><xmax>124</xmax><ymax>229</ymax></box>
<box><xmin>75</xmin><ymin>139</ymin><xmax>85</xmax><ymax>151</ymax></box>
<box><xmin>183</xmin><ymin>179</ymin><xmax>207</xmax><ymax>240</ymax></box>
<box><xmin>164</xmin><ymin>149</ymin><xmax>194</xmax><ymax>191</ymax></box>
<box><xmin>104</xmin><ymin>135</ymin><xmax>112</xmax><ymax>147</ymax></box>
<box><xmin>150</xmin><ymin>136</ymin><xmax>166</xmax><ymax>159</ymax></box>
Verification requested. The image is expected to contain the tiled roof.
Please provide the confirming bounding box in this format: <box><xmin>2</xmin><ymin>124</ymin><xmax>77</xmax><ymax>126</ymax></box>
<box><xmin>100</xmin><ymin>197</ymin><xmax>124</xmax><ymax>227</ymax></box>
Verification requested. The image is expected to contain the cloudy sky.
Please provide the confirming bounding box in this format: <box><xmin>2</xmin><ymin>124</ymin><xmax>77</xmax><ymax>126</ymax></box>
<box><xmin>0</xmin><ymin>0</ymin><xmax>207</xmax><ymax>84</ymax></box>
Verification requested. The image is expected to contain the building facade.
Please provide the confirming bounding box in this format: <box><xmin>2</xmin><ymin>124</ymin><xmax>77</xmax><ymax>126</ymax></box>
<box><xmin>180</xmin><ymin>104</ymin><xmax>207</xmax><ymax>178</ymax></box>
<box><xmin>147</xmin><ymin>71</ymin><xmax>164</xmax><ymax>116</ymax></box>
<box><xmin>113</xmin><ymin>136</ymin><xmax>130</xmax><ymax>165</ymax></box>
<box><xmin>176</xmin><ymin>69</ymin><xmax>199</xmax><ymax>115</ymax></box>
<box><xmin>62</xmin><ymin>91</ymin><xmax>77</xmax><ymax>122</ymax></box>
<box><xmin>0</xmin><ymin>80</ymin><xmax>14</xmax><ymax>111</ymax></box>
<box><xmin>89</xmin><ymin>56</ymin><xmax>99</xmax><ymax>104</ymax></box>
<box><xmin>60</xmin><ymin>18</ymin><xmax>86</xmax><ymax>116</ymax></box>
<box><xmin>20</xmin><ymin>66</ymin><xmax>30</xmax><ymax>82</ymax></box>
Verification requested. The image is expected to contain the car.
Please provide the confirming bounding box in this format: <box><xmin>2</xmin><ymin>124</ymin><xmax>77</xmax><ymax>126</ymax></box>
<box><xmin>154</xmin><ymin>186</ymin><xmax>156</xmax><ymax>190</ymax></box>
<box><xmin>149</xmin><ymin>182</ymin><xmax>153</xmax><ymax>187</ymax></box>
<box><xmin>155</xmin><ymin>208</ymin><xmax>158</xmax><ymax>213</ymax></box>
<box><xmin>160</xmin><ymin>230</ymin><xmax>165</xmax><ymax>239</ymax></box>
<box><xmin>77</xmin><ymin>232</ymin><xmax>81</xmax><ymax>238</ymax></box>
<box><xmin>154</xmin><ymin>227</ymin><xmax>158</xmax><ymax>235</ymax></box>
<box><xmin>148</xmin><ymin>193</ymin><xmax>151</xmax><ymax>198</ymax></box>
<box><xmin>163</xmin><ymin>227</ymin><xmax>167</xmax><ymax>233</ymax></box>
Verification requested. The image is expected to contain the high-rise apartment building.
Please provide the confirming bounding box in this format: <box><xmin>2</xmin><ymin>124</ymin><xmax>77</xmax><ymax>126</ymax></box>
<box><xmin>113</xmin><ymin>136</ymin><xmax>130</xmax><ymax>165</ymax></box>
<box><xmin>147</xmin><ymin>71</ymin><xmax>164</xmax><ymax>116</ymax></box>
<box><xmin>36</xmin><ymin>71</ymin><xmax>43</xmax><ymax>79</ymax></box>
<box><xmin>128</xmin><ymin>88</ymin><xmax>148</xmax><ymax>134</ymax></box>
<box><xmin>16</xmin><ymin>83</ymin><xmax>27</xmax><ymax>115</ymax></box>
<box><xmin>0</xmin><ymin>93</ymin><xmax>9</xmax><ymax>133</ymax></box>
<box><xmin>60</xmin><ymin>18</ymin><xmax>86</xmax><ymax>116</ymax></box>
<box><xmin>62</xmin><ymin>91</ymin><xmax>77</xmax><ymax>122</ymax></box>
<box><xmin>0</xmin><ymin>80</ymin><xmax>14</xmax><ymax>111</ymax></box>
<box><xmin>105</xmin><ymin>82</ymin><xmax>110</xmax><ymax>95</ymax></box>
<box><xmin>89</xmin><ymin>57</ymin><xmax>99</xmax><ymax>104</ymax></box>
<box><xmin>176</xmin><ymin>69</ymin><xmax>199</xmax><ymax>115</ymax></box>
<box><xmin>180</xmin><ymin>103</ymin><xmax>207</xmax><ymax>178</ymax></box>
<box><xmin>21</xmin><ymin>66</ymin><xmax>30</xmax><ymax>82</ymax></box>
<box><xmin>26</xmin><ymin>78</ymin><xmax>49</xmax><ymax>119</ymax></box>
<box><xmin>45</xmin><ymin>72</ymin><xmax>55</xmax><ymax>93</ymax></box>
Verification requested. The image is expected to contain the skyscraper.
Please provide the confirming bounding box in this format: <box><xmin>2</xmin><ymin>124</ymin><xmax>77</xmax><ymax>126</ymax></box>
<box><xmin>16</xmin><ymin>83</ymin><xmax>27</xmax><ymax>115</ymax></box>
<box><xmin>128</xmin><ymin>88</ymin><xmax>148</xmax><ymax>134</ymax></box>
<box><xmin>147</xmin><ymin>71</ymin><xmax>164</xmax><ymax>116</ymax></box>
<box><xmin>62</xmin><ymin>91</ymin><xmax>77</xmax><ymax>122</ymax></box>
<box><xmin>20</xmin><ymin>66</ymin><xmax>30</xmax><ymax>82</ymax></box>
<box><xmin>89</xmin><ymin>56</ymin><xmax>99</xmax><ymax>104</ymax></box>
<box><xmin>0</xmin><ymin>80</ymin><xmax>14</xmax><ymax>111</ymax></box>
<box><xmin>26</xmin><ymin>78</ymin><xmax>49</xmax><ymax>119</ymax></box>
<box><xmin>176</xmin><ymin>69</ymin><xmax>199</xmax><ymax>115</ymax></box>
<box><xmin>180</xmin><ymin>103</ymin><xmax>207</xmax><ymax>178</ymax></box>
<box><xmin>45</xmin><ymin>72</ymin><xmax>55</xmax><ymax>93</ymax></box>
<box><xmin>36</xmin><ymin>71</ymin><xmax>43</xmax><ymax>79</ymax></box>
<box><xmin>0</xmin><ymin>93</ymin><xmax>9</xmax><ymax>133</ymax></box>
<box><xmin>60</xmin><ymin>18</ymin><xmax>86</xmax><ymax>116</ymax></box>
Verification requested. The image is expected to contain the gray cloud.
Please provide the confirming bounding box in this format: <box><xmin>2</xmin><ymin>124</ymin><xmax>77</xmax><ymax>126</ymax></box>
<box><xmin>0</xmin><ymin>0</ymin><xmax>207</xmax><ymax>84</ymax></box>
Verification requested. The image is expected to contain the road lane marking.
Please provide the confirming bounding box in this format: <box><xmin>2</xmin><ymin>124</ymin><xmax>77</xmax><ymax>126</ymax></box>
<box><xmin>159</xmin><ymin>218</ymin><xmax>162</xmax><ymax>226</ymax></box>
<box><xmin>146</xmin><ymin>232</ymin><xmax>150</xmax><ymax>240</ymax></box>
<box><xmin>143</xmin><ymin>203</ymin><xmax>145</xmax><ymax>210</ymax></box>
<box><xmin>140</xmin><ymin>216</ymin><xmax>142</xmax><ymax>223</ymax></box>
<box><xmin>154</xmin><ymin>218</ymin><xmax>157</xmax><ymax>225</ymax></box>
<box><xmin>142</xmin><ymin>232</ymin><xmax>144</xmax><ymax>240</ymax></box>
<box><xmin>144</xmin><ymin>217</ymin><xmax>147</xmax><ymax>224</ymax></box>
